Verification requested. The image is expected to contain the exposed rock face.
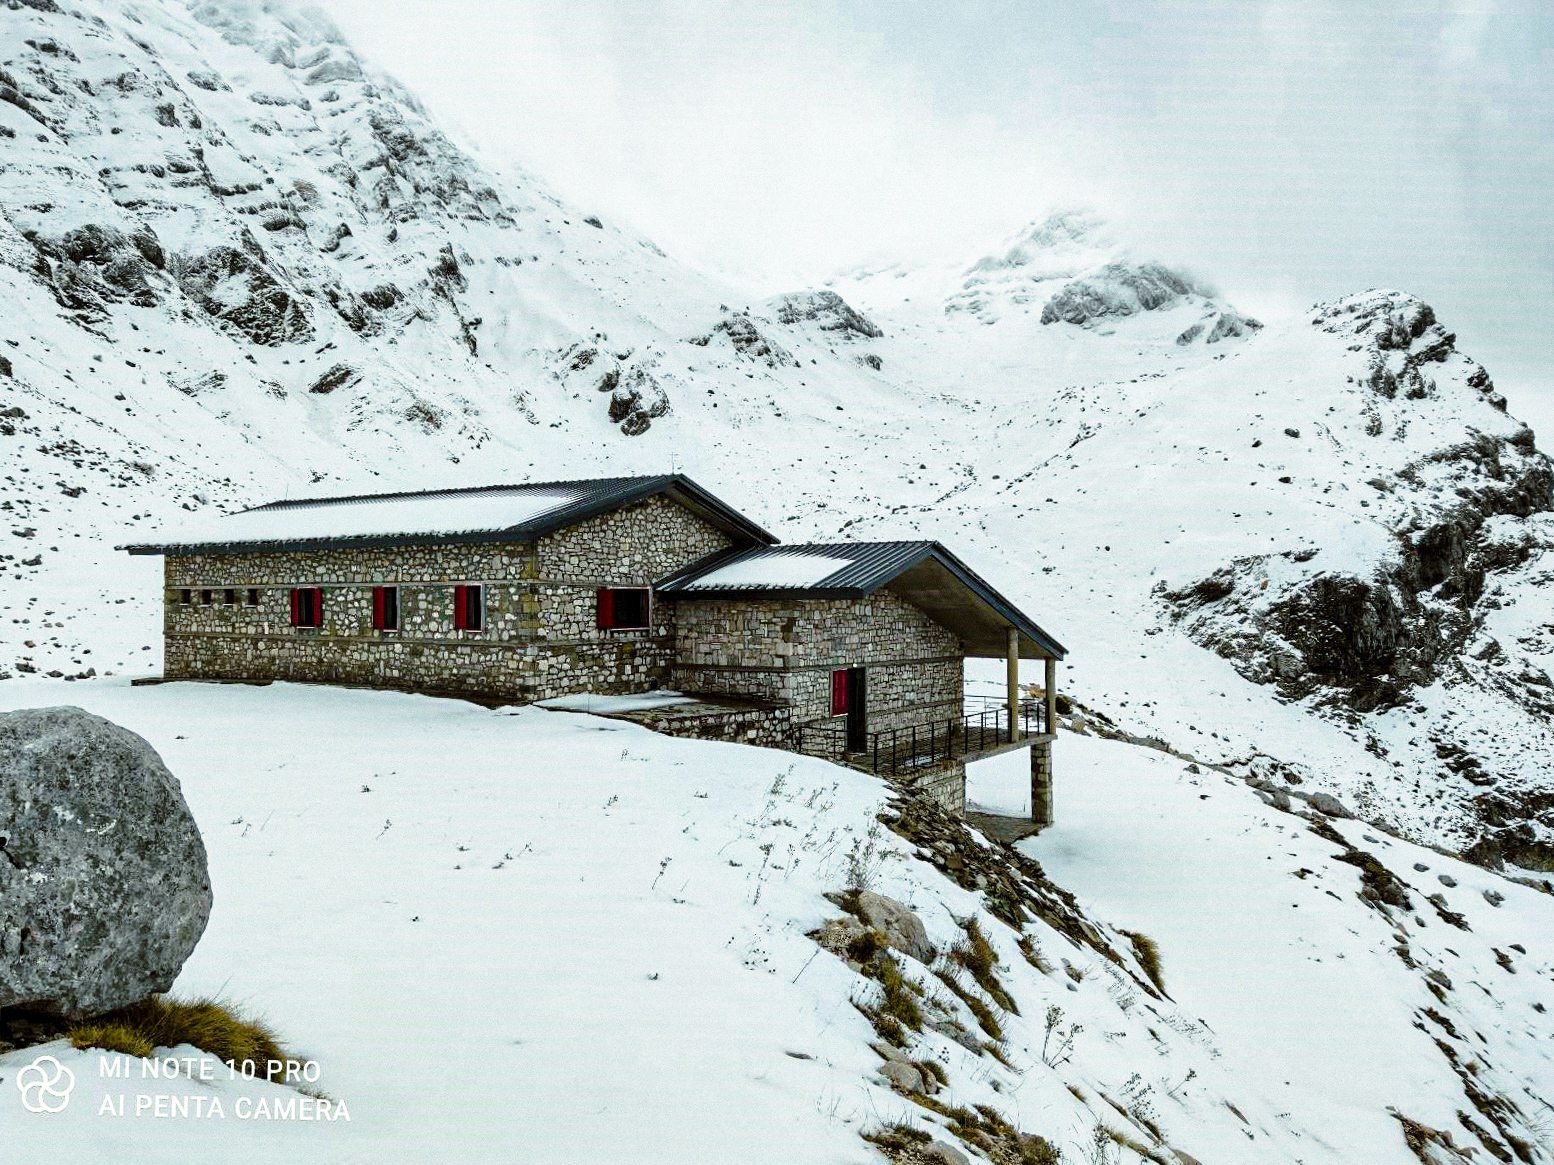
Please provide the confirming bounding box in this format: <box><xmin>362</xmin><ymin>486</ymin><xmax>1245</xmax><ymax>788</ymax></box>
<box><xmin>1162</xmin><ymin>310</ymin><xmax>1551</xmax><ymax>718</ymax></box>
<box><xmin>171</xmin><ymin>235</ymin><xmax>313</xmax><ymax>346</ymax></box>
<box><xmin>768</xmin><ymin>290</ymin><xmax>882</xmax><ymax>339</ymax></box>
<box><xmin>0</xmin><ymin>707</ymin><xmax>212</xmax><ymax>1019</ymax></box>
<box><xmin>1040</xmin><ymin>261</ymin><xmax>1208</xmax><ymax>326</ymax></box>
<box><xmin>713</xmin><ymin>311</ymin><xmax>798</xmax><ymax>367</ymax></box>
<box><xmin>1159</xmin><ymin>292</ymin><xmax>1554</xmax><ymax>868</ymax></box>
<box><xmin>556</xmin><ymin>344</ymin><xmax>671</xmax><ymax>435</ymax></box>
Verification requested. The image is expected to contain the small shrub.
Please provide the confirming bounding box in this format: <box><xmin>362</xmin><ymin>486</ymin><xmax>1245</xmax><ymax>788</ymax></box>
<box><xmin>878</xmin><ymin>957</ymin><xmax>924</xmax><ymax>1031</ymax></box>
<box><xmin>846</xmin><ymin>928</ymin><xmax>886</xmax><ymax>965</ymax></box>
<box><xmin>1018</xmin><ymin>935</ymin><xmax>1054</xmax><ymax>974</ymax></box>
<box><xmin>935</xmin><ymin>968</ymin><xmax>1003</xmax><ymax>1041</ymax></box>
<box><xmin>950</xmin><ymin>919</ymin><xmax>1018</xmax><ymax>1013</ymax></box>
<box><xmin>69</xmin><ymin>996</ymin><xmax>284</xmax><ymax>1069</ymax></box>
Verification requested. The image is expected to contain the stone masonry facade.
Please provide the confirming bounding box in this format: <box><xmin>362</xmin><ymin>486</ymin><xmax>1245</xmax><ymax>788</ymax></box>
<box><xmin>669</xmin><ymin>591</ymin><xmax>963</xmax><ymax>740</ymax></box>
<box><xmin>162</xmin><ymin>495</ymin><xmax>732</xmax><ymax>701</ymax></box>
<box><xmin>159</xmin><ymin>496</ymin><xmax>984</xmax><ymax>814</ymax></box>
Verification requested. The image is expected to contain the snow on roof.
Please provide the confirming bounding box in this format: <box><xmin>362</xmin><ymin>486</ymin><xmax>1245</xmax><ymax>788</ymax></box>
<box><xmin>677</xmin><ymin>550</ymin><xmax>856</xmax><ymax>590</ymax></box>
<box><xmin>155</xmin><ymin>487</ymin><xmax>583</xmax><ymax>549</ymax></box>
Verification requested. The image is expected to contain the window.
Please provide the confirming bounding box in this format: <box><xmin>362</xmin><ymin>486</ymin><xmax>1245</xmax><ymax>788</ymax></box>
<box><xmin>831</xmin><ymin>669</ymin><xmax>849</xmax><ymax>716</ymax></box>
<box><xmin>224</xmin><ymin>588</ymin><xmax>237</xmax><ymax>605</ymax></box>
<box><xmin>246</xmin><ymin>588</ymin><xmax>260</xmax><ymax>607</ymax></box>
<box><xmin>452</xmin><ymin>584</ymin><xmax>483</xmax><ymax>631</ymax></box>
<box><xmin>596</xmin><ymin>587</ymin><xmax>650</xmax><ymax>631</ymax></box>
<box><xmin>289</xmin><ymin>587</ymin><xmax>324</xmax><ymax>628</ymax></box>
<box><xmin>372</xmin><ymin>585</ymin><xmax>399</xmax><ymax>631</ymax></box>
<box><xmin>200</xmin><ymin>589</ymin><xmax>213</xmax><ymax>605</ymax></box>
<box><xmin>179</xmin><ymin>589</ymin><xmax>192</xmax><ymax>605</ymax></box>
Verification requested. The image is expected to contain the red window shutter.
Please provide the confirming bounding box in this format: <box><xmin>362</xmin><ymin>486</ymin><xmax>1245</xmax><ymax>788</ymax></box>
<box><xmin>372</xmin><ymin>586</ymin><xmax>384</xmax><ymax>630</ymax></box>
<box><xmin>596</xmin><ymin>587</ymin><xmax>614</xmax><ymax>630</ymax></box>
<box><xmin>831</xmin><ymin>670</ymin><xmax>848</xmax><ymax>715</ymax></box>
<box><xmin>453</xmin><ymin>585</ymin><xmax>468</xmax><ymax>630</ymax></box>
<box><xmin>312</xmin><ymin>588</ymin><xmax>324</xmax><ymax>627</ymax></box>
<box><xmin>289</xmin><ymin>587</ymin><xmax>300</xmax><ymax>626</ymax></box>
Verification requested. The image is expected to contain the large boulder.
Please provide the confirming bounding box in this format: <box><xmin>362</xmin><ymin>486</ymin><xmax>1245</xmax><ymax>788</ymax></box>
<box><xmin>0</xmin><ymin>707</ymin><xmax>212</xmax><ymax>1018</ymax></box>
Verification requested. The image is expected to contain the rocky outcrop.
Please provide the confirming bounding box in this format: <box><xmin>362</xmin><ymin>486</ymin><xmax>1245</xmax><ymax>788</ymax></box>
<box><xmin>171</xmin><ymin>233</ymin><xmax>313</xmax><ymax>346</ymax></box>
<box><xmin>713</xmin><ymin>311</ymin><xmax>797</xmax><ymax>367</ymax></box>
<box><xmin>557</xmin><ymin>343</ymin><xmax>671</xmax><ymax>435</ymax></box>
<box><xmin>0</xmin><ymin>707</ymin><xmax>212</xmax><ymax>1019</ymax></box>
<box><xmin>24</xmin><ymin>223</ymin><xmax>167</xmax><ymax>317</ymax></box>
<box><xmin>1040</xmin><ymin>261</ymin><xmax>1208</xmax><ymax>327</ymax></box>
<box><xmin>768</xmin><ymin>290</ymin><xmax>882</xmax><ymax>338</ymax></box>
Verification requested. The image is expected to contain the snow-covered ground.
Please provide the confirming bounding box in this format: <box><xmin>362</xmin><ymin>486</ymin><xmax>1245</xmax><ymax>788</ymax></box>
<box><xmin>4</xmin><ymin>1</ymin><xmax>1554</xmax><ymax>1158</ymax></box>
<box><xmin>3</xmin><ymin>0</ymin><xmax>1552</xmax><ymax>869</ymax></box>
<box><xmin>2</xmin><ymin>681</ymin><xmax>1548</xmax><ymax>1162</ymax></box>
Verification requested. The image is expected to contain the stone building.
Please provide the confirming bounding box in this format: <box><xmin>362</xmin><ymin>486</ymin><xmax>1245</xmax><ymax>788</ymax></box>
<box><xmin>123</xmin><ymin>475</ymin><xmax>1066</xmax><ymax>820</ymax></box>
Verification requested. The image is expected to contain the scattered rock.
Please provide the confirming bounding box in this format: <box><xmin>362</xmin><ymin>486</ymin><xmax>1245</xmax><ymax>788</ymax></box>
<box><xmin>921</xmin><ymin>1141</ymin><xmax>971</xmax><ymax>1165</ymax></box>
<box><xmin>309</xmin><ymin>362</ymin><xmax>358</xmax><ymax>395</ymax></box>
<box><xmin>1304</xmin><ymin>792</ymin><xmax>1352</xmax><ymax>819</ymax></box>
<box><xmin>876</xmin><ymin>1060</ymin><xmax>926</xmax><ymax>1093</ymax></box>
<box><xmin>855</xmin><ymin>890</ymin><xmax>934</xmax><ymax>964</ymax></box>
<box><xmin>1437</xmin><ymin>874</ymin><xmax>1458</xmax><ymax>888</ymax></box>
<box><xmin>0</xmin><ymin>707</ymin><xmax>212</xmax><ymax>1018</ymax></box>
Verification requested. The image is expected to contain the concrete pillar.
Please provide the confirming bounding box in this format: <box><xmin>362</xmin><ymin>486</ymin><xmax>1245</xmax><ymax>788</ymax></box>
<box><xmin>1030</xmin><ymin>737</ymin><xmax>1053</xmax><ymax>825</ymax></box>
<box><xmin>1007</xmin><ymin>626</ymin><xmax>1021</xmax><ymax>742</ymax></box>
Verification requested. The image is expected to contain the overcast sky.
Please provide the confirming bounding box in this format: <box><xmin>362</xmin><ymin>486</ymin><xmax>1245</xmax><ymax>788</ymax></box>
<box><xmin>320</xmin><ymin>0</ymin><xmax>1552</xmax><ymax>426</ymax></box>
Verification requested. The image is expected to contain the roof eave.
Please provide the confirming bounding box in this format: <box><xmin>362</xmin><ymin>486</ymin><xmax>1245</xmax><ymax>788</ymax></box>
<box><xmin>119</xmin><ymin>473</ymin><xmax>776</xmax><ymax>557</ymax></box>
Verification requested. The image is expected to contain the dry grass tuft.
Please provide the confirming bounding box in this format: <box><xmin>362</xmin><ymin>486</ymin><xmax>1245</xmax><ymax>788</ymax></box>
<box><xmin>1120</xmin><ymin>930</ymin><xmax>1167</xmax><ymax>996</ymax></box>
<box><xmin>70</xmin><ymin>996</ymin><xmax>285</xmax><ymax>1068</ymax></box>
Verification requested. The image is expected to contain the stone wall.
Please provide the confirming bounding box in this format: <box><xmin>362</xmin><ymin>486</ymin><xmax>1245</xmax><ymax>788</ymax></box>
<box><xmin>162</xmin><ymin>495</ymin><xmax>732</xmax><ymax>701</ymax></box>
<box><xmin>894</xmin><ymin>759</ymin><xmax>966</xmax><ymax>815</ymax></box>
<box><xmin>669</xmin><ymin>589</ymin><xmax>963</xmax><ymax>733</ymax></box>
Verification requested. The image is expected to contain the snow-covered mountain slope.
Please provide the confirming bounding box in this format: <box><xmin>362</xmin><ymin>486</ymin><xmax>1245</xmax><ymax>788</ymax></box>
<box><xmin>2</xmin><ymin>0</ymin><xmax>1553</xmax><ymax>879</ymax></box>
<box><xmin>2</xmin><ymin>680</ymin><xmax>1549</xmax><ymax>1164</ymax></box>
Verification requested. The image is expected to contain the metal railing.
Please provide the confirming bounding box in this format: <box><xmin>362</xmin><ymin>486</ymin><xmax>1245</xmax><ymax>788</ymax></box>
<box><xmin>793</xmin><ymin>699</ymin><xmax>1048</xmax><ymax>776</ymax></box>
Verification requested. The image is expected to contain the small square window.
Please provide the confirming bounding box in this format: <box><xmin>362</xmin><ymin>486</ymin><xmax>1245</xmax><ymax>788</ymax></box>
<box><xmin>372</xmin><ymin>585</ymin><xmax>399</xmax><ymax>631</ymax></box>
<box><xmin>453</xmin><ymin>584</ymin><xmax>483</xmax><ymax>631</ymax></box>
<box><xmin>246</xmin><ymin>588</ymin><xmax>260</xmax><ymax>607</ymax></box>
<box><xmin>179</xmin><ymin>589</ymin><xmax>192</xmax><ymax>605</ymax></box>
<box><xmin>200</xmin><ymin>589</ymin><xmax>213</xmax><ymax>605</ymax></box>
<box><xmin>596</xmin><ymin>587</ymin><xmax>650</xmax><ymax>631</ymax></box>
<box><xmin>224</xmin><ymin>588</ymin><xmax>237</xmax><ymax>605</ymax></box>
<box><xmin>289</xmin><ymin>587</ymin><xmax>323</xmax><ymax>628</ymax></box>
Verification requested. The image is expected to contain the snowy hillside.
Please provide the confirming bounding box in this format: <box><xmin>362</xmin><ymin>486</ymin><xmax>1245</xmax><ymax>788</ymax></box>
<box><xmin>4</xmin><ymin>0</ymin><xmax>1553</xmax><ymax>872</ymax></box>
<box><xmin>1</xmin><ymin>680</ymin><xmax>1549</xmax><ymax>1163</ymax></box>
<box><xmin>3</xmin><ymin>2</ymin><xmax>1554</xmax><ymax>1160</ymax></box>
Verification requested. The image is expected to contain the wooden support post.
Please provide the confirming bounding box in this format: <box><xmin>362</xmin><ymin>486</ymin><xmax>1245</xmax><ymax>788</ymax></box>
<box><xmin>1044</xmin><ymin>656</ymin><xmax>1057</xmax><ymax>737</ymax></box>
<box><xmin>1007</xmin><ymin>627</ymin><xmax>1021</xmax><ymax>743</ymax></box>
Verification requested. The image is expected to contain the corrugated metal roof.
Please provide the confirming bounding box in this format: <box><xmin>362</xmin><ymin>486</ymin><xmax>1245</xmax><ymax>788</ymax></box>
<box><xmin>658</xmin><ymin>541</ymin><xmax>1067</xmax><ymax>659</ymax></box>
<box><xmin>119</xmin><ymin>475</ymin><xmax>776</xmax><ymax>556</ymax></box>
<box><xmin>657</xmin><ymin>541</ymin><xmax>934</xmax><ymax>594</ymax></box>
